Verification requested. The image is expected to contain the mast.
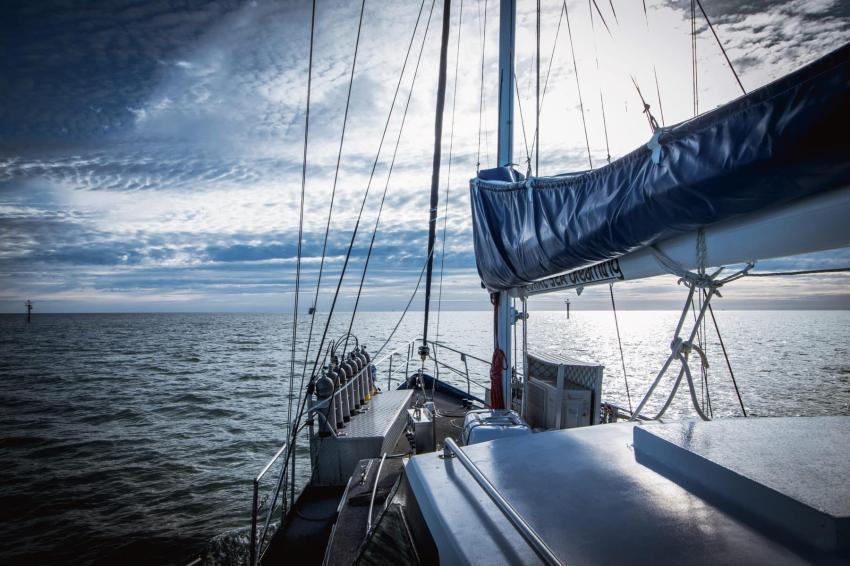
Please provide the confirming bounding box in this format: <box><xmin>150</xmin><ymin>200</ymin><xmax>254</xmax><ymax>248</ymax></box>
<box><xmin>421</xmin><ymin>0</ymin><xmax>453</xmax><ymax>359</ymax></box>
<box><xmin>495</xmin><ymin>0</ymin><xmax>516</xmax><ymax>406</ymax></box>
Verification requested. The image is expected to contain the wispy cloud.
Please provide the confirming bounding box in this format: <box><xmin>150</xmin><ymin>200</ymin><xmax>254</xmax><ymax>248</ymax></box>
<box><xmin>1</xmin><ymin>0</ymin><xmax>848</xmax><ymax>311</ymax></box>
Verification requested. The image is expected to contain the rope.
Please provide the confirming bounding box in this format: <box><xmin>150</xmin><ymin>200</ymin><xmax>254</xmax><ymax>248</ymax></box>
<box><xmin>695</xmin><ymin>0</ymin><xmax>746</xmax><ymax>95</ymax></box>
<box><xmin>630</xmin><ymin>284</ymin><xmax>717</xmax><ymax>422</ymax></box>
<box><xmin>299</xmin><ymin>0</ymin><xmax>366</xmax><ymax>398</ymax></box>
<box><xmin>344</xmin><ymin>0</ymin><xmax>438</xmax><ymax>350</ymax></box>
<box><xmin>435</xmin><ymin>0</ymin><xmax>464</xmax><ymax>343</ymax></box>
<box><xmin>649</xmin><ymin>241</ymin><xmax>745</xmax><ymax>290</ymax></box>
<box><xmin>705</xmin><ymin>292</ymin><xmax>747</xmax><ymax>416</ymax></box>
<box><xmin>563</xmin><ymin>0</ymin><xmax>593</xmax><ymax>170</ymax></box>
<box><xmin>746</xmin><ymin>267</ymin><xmax>850</xmax><ymax>277</ymax></box>
<box><xmin>634</xmin><ymin>232</ymin><xmax>763</xmax><ymax>421</ymax></box>
<box><xmin>630</xmin><ymin>76</ymin><xmax>659</xmax><ymax>133</ymax></box>
<box><xmin>609</xmin><ymin>284</ymin><xmax>633</xmax><ymax>412</ymax></box>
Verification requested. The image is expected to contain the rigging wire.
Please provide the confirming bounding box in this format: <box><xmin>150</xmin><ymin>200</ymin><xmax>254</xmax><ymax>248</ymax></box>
<box><xmin>746</xmin><ymin>267</ymin><xmax>850</xmax><ymax>277</ymax></box>
<box><xmin>641</xmin><ymin>1</ymin><xmax>666</xmax><ymax>126</ymax></box>
<box><xmin>690</xmin><ymin>288</ymin><xmax>712</xmax><ymax>417</ymax></box>
<box><xmin>563</xmin><ymin>0</ymin><xmax>593</xmax><ymax>170</ymax></box>
<box><xmin>283</xmin><ymin>0</ymin><xmax>316</xmax><ymax>511</ymax></box>
<box><xmin>513</xmin><ymin>71</ymin><xmax>532</xmax><ymax>172</ymax></box>
<box><xmin>476</xmin><ymin>0</ymin><xmax>489</xmax><ymax>172</ymax></box>
<box><xmin>299</xmin><ymin>0</ymin><xmax>367</xmax><ymax>395</ymax></box>
<box><xmin>344</xmin><ymin>0</ymin><xmax>440</xmax><ymax>350</ymax></box>
<box><xmin>653</xmin><ymin>68</ymin><xmax>666</xmax><ymax>127</ymax></box>
<box><xmin>306</xmin><ymin>0</ymin><xmax>432</xmax><ymax>382</ymax></box>
<box><xmin>588</xmin><ymin>0</ymin><xmax>611</xmax><ymax>164</ymax></box>
<box><xmin>279</xmin><ymin>0</ymin><xmax>432</xmax><ymax>510</ymax></box>
<box><xmin>536</xmin><ymin>0</ymin><xmax>541</xmax><ymax>175</ymax></box>
<box><xmin>691</xmin><ymin>0</ymin><xmax>699</xmax><ymax>116</ymax></box>
<box><xmin>705</xmin><ymin>291</ymin><xmax>747</xmax><ymax>416</ymax></box>
<box><xmin>375</xmin><ymin>252</ymin><xmax>432</xmax><ymax>360</ymax></box>
<box><xmin>513</xmin><ymin>296</ymin><xmax>518</xmax><ymax>382</ymax></box>
<box><xmin>608</xmin><ymin>284</ymin><xmax>633</xmax><ymax>413</ymax></box>
<box><xmin>607</xmin><ymin>0</ymin><xmax>618</xmax><ymax>24</ymax></box>
<box><xmin>695</xmin><ymin>0</ymin><xmax>746</xmax><ymax>95</ymax></box>
<box><xmin>701</xmin><ymin>293</ymin><xmax>712</xmax><ymax>417</ymax></box>
<box><xmin>589</xmin><ymin>0</ymin><xmax>612</xmax><ymax>39</ymax></box>
<box><xmin>590</xmin><ymin>0</ymin><xmax>658</xmax><ymax>134</ymax></box>
<box><xmin>630</xmin><ymin>76</ymin><xmax>659</xmax><ymax>133</ymax></box>
<box><xmin>287</xmin><ymin>0</ymin><xmax>316</xmax><ymax>441</ymax></box>
<box><xmin>529</xmin><ymin>1</ymin><xmax>565</xmax><ymax>162</ymax></box>
<box><xmin>435</xmin><ymin>0</ymin><xmax>464</xmax><ymax>342</ymax></box>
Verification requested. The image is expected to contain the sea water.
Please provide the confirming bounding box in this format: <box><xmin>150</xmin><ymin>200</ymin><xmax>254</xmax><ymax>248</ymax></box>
<box><xmin>1</xmin><ymin>311</ymin><xmax>848</xmax><ymax>564</ymax></box>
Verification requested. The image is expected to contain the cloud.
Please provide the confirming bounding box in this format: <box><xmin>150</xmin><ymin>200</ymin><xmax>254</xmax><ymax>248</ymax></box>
<box><xmin>1</xmin><ymin>0</ymin><xmax>848</xmax><ymax>311</ymax></box>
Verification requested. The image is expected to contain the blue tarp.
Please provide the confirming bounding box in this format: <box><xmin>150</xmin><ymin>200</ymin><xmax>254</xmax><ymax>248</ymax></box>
<box><xmin>470</xmin><ymin>43</ymin><xmax>850</xmax><ymax>292</ymax></box>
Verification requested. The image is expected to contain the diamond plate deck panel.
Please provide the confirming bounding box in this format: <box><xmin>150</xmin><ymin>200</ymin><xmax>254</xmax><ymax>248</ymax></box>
<box><xmin>313</xmin><ymin>389</ymin><xmax>413</xmax><ymax>486</ymax></box>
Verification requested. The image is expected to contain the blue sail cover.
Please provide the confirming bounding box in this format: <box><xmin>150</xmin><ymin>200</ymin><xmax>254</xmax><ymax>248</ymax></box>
<box><xmin>470</xmin><ymin>43</ymin><xmax>850</xmax><ymax>291</ymax></box>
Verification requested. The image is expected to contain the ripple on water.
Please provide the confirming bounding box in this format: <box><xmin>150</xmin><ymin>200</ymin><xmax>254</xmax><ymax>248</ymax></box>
<box><xmin>0</xmin><ymin>310</ymin><xmax>847</xmax><ymax>564</ymax></box>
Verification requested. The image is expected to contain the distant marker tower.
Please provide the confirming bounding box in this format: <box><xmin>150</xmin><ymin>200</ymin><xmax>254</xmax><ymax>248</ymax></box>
<box><xmin>26</xmin><ymin>300</ymin><xmax>33</xmax><ymax>323</ymax></box>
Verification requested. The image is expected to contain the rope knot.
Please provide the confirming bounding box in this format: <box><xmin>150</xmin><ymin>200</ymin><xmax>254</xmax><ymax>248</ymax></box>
<box><xmin>670</xmin><ymin>337</ymin><xmax>687</xmax><ymax>357</ymax></box>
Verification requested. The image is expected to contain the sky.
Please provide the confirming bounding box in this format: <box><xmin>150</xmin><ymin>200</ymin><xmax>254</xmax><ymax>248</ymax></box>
<box><xmin>1</xmin><ymin>0</ymin><xmax>849</xmax><ymax>313</ymax></box>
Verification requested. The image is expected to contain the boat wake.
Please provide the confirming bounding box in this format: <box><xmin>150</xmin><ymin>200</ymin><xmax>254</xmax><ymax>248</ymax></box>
<box><xmin>200</xmin><ymin>523</ymin><xmax>278</xmax><ymax>566</ymax></box>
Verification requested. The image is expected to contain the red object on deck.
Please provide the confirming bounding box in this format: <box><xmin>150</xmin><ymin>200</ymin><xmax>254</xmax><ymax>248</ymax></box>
<box><xmin>489</xmin><ymin>348</ymin><xmax>506</xmax><ymax>409</ymax></box>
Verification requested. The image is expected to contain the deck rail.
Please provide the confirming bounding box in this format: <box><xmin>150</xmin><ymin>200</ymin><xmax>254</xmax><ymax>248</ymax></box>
<box><xmin>249</xmin><ymin>338</ymin><xmax>501</xmax><ymax>564</ymax></box>
<box><xmin>247</xmin><ymin>336</ymin><xmax>640</xmax><ymax>564</ymax></box>
<box><xmin>442</xmin><ymin>438</ymin><xmax>563</xmax><ymax>566</ymax></box>
<box><xmin>376</xmin><ymin>338</ymin><xmax>492</xmax><ymax>399</ymax></box>
<box><xmin>250</xmin><ymin>442</ymin><xmax>288</xmax><ymax>566</ymax></box>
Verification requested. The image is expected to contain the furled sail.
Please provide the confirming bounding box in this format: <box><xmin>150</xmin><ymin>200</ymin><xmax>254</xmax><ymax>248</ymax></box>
<box><xmin>470</xmin><ymin>43</ymin><xmax>850</xmax><ymax>292</ymax></box>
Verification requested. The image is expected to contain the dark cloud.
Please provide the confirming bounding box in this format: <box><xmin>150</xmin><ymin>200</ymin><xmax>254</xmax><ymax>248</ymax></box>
<box><xmin>664</xmin><ymin>0</ymin><xmax>850</xmax><ymax>21</ymax></box>
<box><xmin>662</xmin><ymin>0</ymin><xmax>850</xmax><ymax>75</ymax></box>
<box><xmin>0</xmin><ymin>0</ymin><xmax>247</xmax><ymax>146</ymax></box>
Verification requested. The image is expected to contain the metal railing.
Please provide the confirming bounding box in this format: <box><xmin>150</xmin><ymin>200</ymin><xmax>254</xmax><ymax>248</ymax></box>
<box><xmin>374</xmin><ymin>338</ymin><xmax>492</xmax><ymax>400</ymax></box>
<box><xmin>248</xmin><ymin>337</ymin><xmax>494</xmax><ymax>564</ymax></box>
<box><xmin>442</xmin><ymin>438</ymin><xmax>563</xmax><ymax>566</ymax></box>
<box><xmin>365</xmin><ymin>452</ymin><xmax>388</xmax><ymax>535</ymax></box>
<box><xmin>250</xmin><ymin>442</ymin><xmax>288</xmax><ymax>566</ymax></box>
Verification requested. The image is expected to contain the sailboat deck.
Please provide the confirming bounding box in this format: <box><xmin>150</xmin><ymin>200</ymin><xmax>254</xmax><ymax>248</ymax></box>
<box><xmin>265</xmin><ymin>387</ymin><xmax>468</xmax><ymax>565</ymax></box>
<box><xmin>406</xmin><ymin>418</ymin><xmax>850</xmax><ymax>565</ymax></box>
